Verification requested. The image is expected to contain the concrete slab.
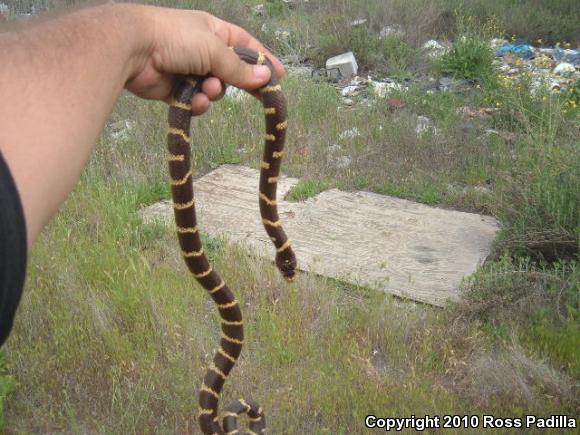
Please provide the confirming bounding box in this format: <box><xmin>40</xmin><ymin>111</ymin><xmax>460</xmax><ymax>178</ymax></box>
<box><xmin>141</xmin><ymin>165</ymin><xmax>500</xmax><ymax>307</ymax></box>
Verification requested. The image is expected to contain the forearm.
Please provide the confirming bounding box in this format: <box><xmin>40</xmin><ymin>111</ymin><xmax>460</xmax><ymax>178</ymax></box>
<box><xmin>0</xmin><ymin>3</ymin><xmax>150</xmax><ymax>246</ymax></box>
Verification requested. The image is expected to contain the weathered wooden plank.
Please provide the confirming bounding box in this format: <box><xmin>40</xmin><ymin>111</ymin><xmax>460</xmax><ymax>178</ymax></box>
<box><xmin>141</xmin><ymin>165</ymin><xmax>500</xmax><ymax>307</ymax></box>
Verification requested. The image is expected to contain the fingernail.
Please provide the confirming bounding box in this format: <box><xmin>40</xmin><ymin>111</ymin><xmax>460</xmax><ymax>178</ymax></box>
<box><xmin>253</xmin><ymin>65</ymin><xmax>271</xmax><ymax>81</ymax></box>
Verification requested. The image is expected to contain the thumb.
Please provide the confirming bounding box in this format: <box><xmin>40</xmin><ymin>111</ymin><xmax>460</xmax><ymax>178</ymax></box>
<box><xmin>208</xmin><ymin>37</ymin><xmax>272</xmax><ymax>90</ymax></box>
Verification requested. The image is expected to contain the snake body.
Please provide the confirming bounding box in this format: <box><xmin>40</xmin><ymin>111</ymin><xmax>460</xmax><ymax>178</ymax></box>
<box><xmin>166</xmin><ymin>47</ymin><xmax>296</xmax><ymax>435</ymax></box>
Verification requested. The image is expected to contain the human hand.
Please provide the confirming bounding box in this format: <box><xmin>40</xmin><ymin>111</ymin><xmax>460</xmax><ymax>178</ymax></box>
<box><xmin>125</xmin><ymin>6</ymin><xmax>285</xmax><ymax>115</ymax></box>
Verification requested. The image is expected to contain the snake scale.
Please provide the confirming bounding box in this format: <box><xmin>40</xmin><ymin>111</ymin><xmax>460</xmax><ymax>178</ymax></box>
<box><xmin>166</xmin><ymin>47</ymin><xmax>297</xmax><ymax>435</ymax></box>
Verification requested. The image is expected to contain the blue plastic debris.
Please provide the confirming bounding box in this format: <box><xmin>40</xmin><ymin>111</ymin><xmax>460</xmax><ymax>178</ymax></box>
<box><xmin>495</xmin><ymin>43</ymin><xmax>535</xmax><ymax>59</ymax></box>
<box><xmin>554</xmin><ymin>47</ymin><xmax>580</xmax><ymax>67</ymax></box>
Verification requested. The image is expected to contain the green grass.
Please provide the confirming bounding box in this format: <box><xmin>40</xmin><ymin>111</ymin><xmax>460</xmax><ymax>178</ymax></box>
<box><xmin>0</xmin><ymin>351</ymin><xmax>16</xmax><ymax>431</ymax></box>
<box><xmin>438</xmin><ymin>0</ymin><xmax>580</xmax><ymax>45</ymax></box>
<box><xmin>285</xmin><ymin>179</ymin><xmax>334</xmax><ymax>202</ymax></box>
<box><xmin>315</xmin><ymin>15</ymin><xmax>418</xmax><ymax>77</ymax></box>
<box><xmin>3</xmin><ymin>0</ymin><xmax>580</xmax><ymax>433</ymax></box>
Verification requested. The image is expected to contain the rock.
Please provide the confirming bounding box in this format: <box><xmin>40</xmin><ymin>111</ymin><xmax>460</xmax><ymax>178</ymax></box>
<box><xmin>553</xmin><ymin>62</ymin><xmax>575</xmax><ymax>78</ymax></box>
<box><xmin>326</xmin><ymin>52</ymin><xmax>358</xmax><ymax>80</ymax></box>
<box><xmin>339</xmin><ymin>127</ymin><xmax>361</xmax><ymax>140</ymax></box>
<box><xmin>342</xmin><ymin>98</ymin><xmax>355</xmax><ymax>106</ymax></box>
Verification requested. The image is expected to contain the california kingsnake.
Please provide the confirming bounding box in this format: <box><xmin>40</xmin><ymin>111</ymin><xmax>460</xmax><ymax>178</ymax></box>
<box><xmin>166</xmin><ymin>47</ymin><xmax>297</xmax><ymax>434</ymax></box>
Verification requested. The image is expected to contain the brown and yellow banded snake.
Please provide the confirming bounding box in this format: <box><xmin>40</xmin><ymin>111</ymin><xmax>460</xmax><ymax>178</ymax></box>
<box><xmin>167</xmin><ymin>47</ymin><xmax>297</xmax><ymax>434</ymax></box>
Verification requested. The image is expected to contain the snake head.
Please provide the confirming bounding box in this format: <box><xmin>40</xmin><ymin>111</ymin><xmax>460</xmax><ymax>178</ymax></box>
<box><xmin>275</xmin><ymin>249</ymin><xmax>297</xmax><ymax>282</ymax></box>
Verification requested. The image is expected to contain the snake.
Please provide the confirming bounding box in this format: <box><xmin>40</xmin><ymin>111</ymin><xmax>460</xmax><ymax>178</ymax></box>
<box><xmin>166</xmin><ymin>47</ymin><xmax>297</xmax><ymax>435</ymax></box>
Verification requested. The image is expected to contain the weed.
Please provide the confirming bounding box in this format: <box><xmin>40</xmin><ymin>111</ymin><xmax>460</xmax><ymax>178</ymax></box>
<box><xmin>285</xmin><ymin>179</ymin><xmax>333</xmax><ymax>202</ymax></box>
<box><xmin>484</xmin><ymin>76</ymin><xmax>580</xmax><ymax>261</ymax></box>
<box><xmin>458</xmin><ymin>256</ymin><xmax>579</xmax><ymax>377</ymax></box>
<box><xmin>434</xmin><ymin>15</ymin><xmax>498</xmax><ymax>82</ymax></box>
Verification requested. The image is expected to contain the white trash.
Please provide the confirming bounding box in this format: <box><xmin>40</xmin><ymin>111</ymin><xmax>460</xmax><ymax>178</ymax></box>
<box><xmin>553</xmin><ymin>62</ymin><xmax>575</xmax><ymax>78</ymax></box>
<box><xmin>341</xmin><ymin>85</ymin><xmax>360</xmax><ymax>97</ymax></box>
<box><xmin>326</xmin><ymin>52</ymin><xmax>358</xmax><ymax>80</ymax></box>
<box><xmin>350</xmin><ymin>18</ymin><xmax>367</xmax><ymax>27</ymax></box>
<box><xmin>423</xmin><ymin>40</ymin><xmax>449</xmax><ymax>58</ymax></box>
<box><xmin>369</xmin><ymin>80</ymin><xmax>406</xmax><ymax>98</ymax></box>
<box><xmin>339</xmin><ymin>128</ymin><xmax>361</xmax><ymax>140</ymax></box>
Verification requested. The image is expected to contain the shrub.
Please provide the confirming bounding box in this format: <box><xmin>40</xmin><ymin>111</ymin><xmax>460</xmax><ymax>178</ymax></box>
<box><xmin>434</xmin><ymin>15</ymin><xmax>498</xmax><ymax>82</ymax></box>
<box><xmin>458</xmin><ymin>256</ymin><xmax>579</xmax><ymax>377</ymax></box>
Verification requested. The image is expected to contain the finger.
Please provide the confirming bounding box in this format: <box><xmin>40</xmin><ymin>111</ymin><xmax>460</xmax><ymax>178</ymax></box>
<box><xmin>211</xmin><ymin>17</ymin><xmax>285</xmax><ymax>80</ymax></box>
<box><xmin>191</xmin><ymin>92</ymin><xmax>210</xmax><ymax>115</ymax></box>
<box><xmin>207</xmin><ymin>34</ymin><xmax>272</xmax><ymax>90</ymax></box>
<box><xmin>201</xmin><ymin>77</ymin><xmax>226</xmax><ymax>101</ymax></box>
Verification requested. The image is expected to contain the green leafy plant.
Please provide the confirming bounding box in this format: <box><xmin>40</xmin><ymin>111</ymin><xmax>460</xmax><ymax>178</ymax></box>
<box><xmin>435</xmin><ymin>15</ymin><xmax>498</xmax><ymax>82</ymax></box>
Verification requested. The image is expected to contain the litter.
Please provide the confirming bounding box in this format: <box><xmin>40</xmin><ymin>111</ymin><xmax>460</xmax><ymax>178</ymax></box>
<box><xmin>495</xmin><ymin>43</ymin><xmax>535</xmax><ymax>59</ymax></box>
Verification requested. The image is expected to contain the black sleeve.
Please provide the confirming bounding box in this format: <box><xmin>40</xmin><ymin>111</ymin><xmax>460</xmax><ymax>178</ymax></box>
<box><xmin>0</xmin><ymin>150</ymin><xmax>27</xmax><ymax>347</ymax></box>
